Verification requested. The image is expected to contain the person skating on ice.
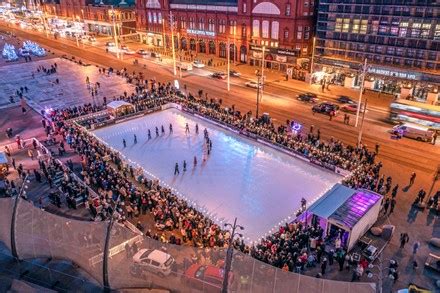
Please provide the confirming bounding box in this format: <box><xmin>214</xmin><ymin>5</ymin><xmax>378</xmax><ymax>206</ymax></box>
<box><xmin>193</xmin><ymin>156</ymin><xmax>197</xmax><ymax>167</ymax></box>
<box><xmin>183</xmin><ymin>160</ymin><xmax>187</xmax><ymax>172</ymax></box>
<box><xmin>174</xmin><ymin>163</ymin><xmax>179</xmax><ymax>175</ymax></box>
<box><xmin>123</xmin><ymin>139</ymin><xmax>126</xmax><ymax>148</ymax></box>
<box><xmin>161</xmin><ymin>125</ymin><xmax>165</xmax><ymax>134</ymax></box>
<box><xmin>155</xmin><ymin>127</ymin><xmax>159</xmax><ymax>137</ymax></box>
<box><xmin>169</xmin><ymin>123</ymin><xmax>173</xmax><ymax>133</ymax></box>
<box><xmin>185</xmin><ymin>123</ymin><xmax>190</xmax><ymax>134</ymax></box>
<box><xmin>133</xmin><ymin>134</ymin><xmax>137</xmax><ymax>144</ymax></box>
<box><xmin>195</xmin><ymin>123</ymin><xmax>199</xmax><ymax>134</ymax></box>
<box><xmin>147</xmin><ymin>129</ymin><xmax>151</xmax><ymax>140</ymax></box>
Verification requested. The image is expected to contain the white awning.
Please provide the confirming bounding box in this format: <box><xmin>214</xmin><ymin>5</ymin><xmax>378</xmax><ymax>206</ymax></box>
<box><xmin>107</xmin><ymin>100</ymin><xmax>133</xmax><ymax>110</ymax></box>
<box><xmin>307</xmin><ymin>183</ymin><xmax>355</xmax><ymax>220</ymax></box>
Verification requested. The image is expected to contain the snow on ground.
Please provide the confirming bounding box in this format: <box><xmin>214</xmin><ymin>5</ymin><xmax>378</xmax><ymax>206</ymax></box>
<box><xmin>92</xmin><ymin>108</ymin><xmax>342</xmax><ymax>242</ymax></box>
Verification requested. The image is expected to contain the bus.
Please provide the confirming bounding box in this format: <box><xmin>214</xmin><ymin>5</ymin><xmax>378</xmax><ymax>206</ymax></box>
<box><xmin>389</xmin><ymin>99</ymin><xmax>440</xmax><ymax>130</ymax></box>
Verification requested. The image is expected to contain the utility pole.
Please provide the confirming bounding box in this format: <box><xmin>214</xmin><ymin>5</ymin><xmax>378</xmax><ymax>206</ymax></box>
<box><xmin>357</xmin><ymin>98</ymin><xmax>368</xmax><ymax>146</ymax></box>
<box><xmin>111</xmin><ymin>5</ymin><xmax>119</xmax><ymax>59</ymax></box>
<box><xmin>355</xmin><ymin>58</ymin><xmax>368</xmax><ymax>127</ymax></box>
<box><xmin>427</xmin><ymin>165</ymin><xmax>440</xmax><ymax>198</ymax></box>
<box><xmin>260</xmin><ymin>45</ymin><xmax>265</xmax><ymax>102</ymax></box>
<box><xmin>255</xmin><ymin>70</ymin><xmax>261</xmax><ymax>119</ymax></box>
<box><xmin>169</xmin><ymin>11</ymin><xmax>177</xmax><ymax>76</ymax></box>
<box><xmin>221</xmin><ymin>218</ymin><xmax>243</xmax><ymax>293</ymax></box>
<box><xmin>227</xmin><ymin>37</ymin><xmax>230</xmax><ymax>91</ymax></box>
<box><xmin>310</xmin><ymin>36</ymin><xmax>316</xmax><ymax>74</ymax></box>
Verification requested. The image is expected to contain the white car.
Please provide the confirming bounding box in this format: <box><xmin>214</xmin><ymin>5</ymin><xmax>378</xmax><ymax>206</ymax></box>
<box><xmin>131</xmin><ymin>249</ymin><xmax>174</xmax><ymax>277</ymax></box>
<box><xmin>122</xmin><ymin>48</ymin><xmax>136</xmax><ymax>55</ymax></box>
<box><xmin>105</xmin><ymin>42</ymin><xmax>115</xmax><ymax>47</ymax></box>
<box><xmin>245</xmin><ymin>81</ymin><xmax>262</xmax><ymax>89</ymax></box>
<box><xmin>192</xmin><ymin>60</ymin><xmax>205</xmax><ymax>68</ymax></box>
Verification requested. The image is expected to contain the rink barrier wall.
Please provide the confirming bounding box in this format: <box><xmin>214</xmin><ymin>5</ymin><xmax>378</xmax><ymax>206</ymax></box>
<box><xmin>0</xmin><ymin>196</ymin><xmax>376</xmax><ymax>292</ymax></box>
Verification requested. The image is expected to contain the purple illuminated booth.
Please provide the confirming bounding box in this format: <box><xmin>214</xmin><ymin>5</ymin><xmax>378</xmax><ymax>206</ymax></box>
<box><xmin>308</xmin><ymin>184</ymin><xmax>383</xmax><ymax>251</ymax></box>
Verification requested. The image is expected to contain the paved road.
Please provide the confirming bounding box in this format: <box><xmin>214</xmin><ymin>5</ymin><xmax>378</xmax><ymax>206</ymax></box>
<box><xmin>2</xmin><ymin>24</ymin><xmax>439</xmax><ymax>175</ymax></box>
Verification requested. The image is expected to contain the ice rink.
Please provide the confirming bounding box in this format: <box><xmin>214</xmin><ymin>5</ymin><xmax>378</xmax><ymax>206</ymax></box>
<box><xmin>92</xmin><ymin>108</ymin><xmax>342</xmax><ymax>242</ymax></box>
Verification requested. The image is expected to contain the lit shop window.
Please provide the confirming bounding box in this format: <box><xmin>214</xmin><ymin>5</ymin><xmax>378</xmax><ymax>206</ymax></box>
<box><xmin>148</xmin><ymin>11</ymin><xmax>152</xmax><ymax>23</ymax></box>
<box><xmin>435</xmin><ymin>24</ymin><xmax>440</xmax><ymax>40</ymax></box>
<box><xmin>153</xmin><ymin>12</ymin><xmax>157</xmax><ymax>23</ymax></box>
<box><xmin>421</xmin><ymin>23</ymin><xmax>431</xmax><ymax>38</ymax></box>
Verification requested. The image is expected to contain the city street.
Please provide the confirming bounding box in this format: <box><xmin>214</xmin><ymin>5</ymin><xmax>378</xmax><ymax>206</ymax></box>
<box><xmin>0</xmin><ymin>22</ymin><xmax>440</xmax><ymax>291</ymax></box>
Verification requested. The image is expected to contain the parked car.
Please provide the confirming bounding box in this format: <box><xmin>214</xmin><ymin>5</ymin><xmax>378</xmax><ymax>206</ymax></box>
<box><xmin>336</xmin><ymin>95</ymin><xmax>355</xmax><ymax>104</ymax></box>
<box><xmin>211</xmin><ymin>72</ymin><xmax>226</xmax><ymax>79</ymax></box>
<box><xmin>88</xmin><ymin>36</ymin><xmax>96</xmax><ymax>43</ymax></box>
<box><xmin>130</xmin><ymin>249</ymin><xmax>175</xmax><ymax>277</ymax></box>
<box><xmin>183</xmin><ymin>264</ymin><xmax>233</xmax><ymax>292</ymax></box>
<box><xmin>297</xmin><ymin>92</ymin><xmax>318</xmax><ymax>103</ymax></box>
<box><xmin>229</xmin><ymin>70</ymin><xmax>241</xmax><ymax>77</ymax></box>
<box><xmin>312</xmin><ymin>102</ymin><xmax>339</xmax><ymax>115</ymax></box>
<box><xmin>151</xmin><ymin>52</ymin><xmax>161</xmax><ymax>58</ymax></box>
<box><xmin>177</xmin><ymin>62</ymin><xmax>193</xmax><ymax>71</ymax></box>
<box><xmin>245</xmin><ymin>81</ymin><xmax>262</xmax><ymax>89</ymax></box>
<box><xmin>105</xmin><ymin>41</ymin><xmax>115</xmax><ymax>47</ymax></box>
<box><xmin>391</xmin><ymin>123</ymin><xmax>435</xmax><ymax>142</ymax></box>
<box><xmin>122</xmin><ymin>48</ymin><xmax>136</xmax><ymax>55</ymax></box>
<box><xmin>137</xmin><ymin>49</ymin><xmax>149</xmax><ymax>56</ymax></box>
<box><xmin>341</xmin><ymin>103</ymin><xmax>367</xmax><ymax>114</ymax></box>
<box><xmin>193</xmin><ymin>60</ymin><xmax>205</xmax><ymax>68</ymax></box>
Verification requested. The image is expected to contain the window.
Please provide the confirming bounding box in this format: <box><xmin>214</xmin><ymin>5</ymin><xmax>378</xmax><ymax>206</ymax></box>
<box><xmin>357</xmin><ymin>19</ymin><xmax>366</xmax><ymax>34</ymax></box>
<box><xmin>153</xmin><ymin>12</ymin><xmax>157</xmax><ymax>23</ymax></box>
<box><xmin>158</xmin><ymin>13</ymin><xmax>162</xmax><ymax>24</ymax></box>
<box><xmin>262</xmin><ymin>20</ymin><xmax>269</xmax><ymax>38</ymax></box>
<box><xmin>219</xmin><ymin>19</ymin><xmax>226</xmax><ymax>34</ymax></box>
<box><xmin>243</xmin><ymin>2</ymin><xmax>246</xmax><ymax>13</ymax></box>
<box><xmin>352</xmin><ymin>19</ymin><xmax>360</xmax><ymax>34</ymax></box>
<box><xmin>372</xmin><ymin>20</ymin><xmax>379</xmax><ymax>34</ymax></box>
<box><xmin>180</xmin><ymin>17</ymin><xmax>186</xmax><ymax>29</ymax></box>
<box><xmin>285</xmin><ymin>3</ymin><xmax>291</xmax><ymax>16</ymax></box>
<box><xmin>271</xmin><ymin>21</ymin><xmax>279</xmax><ymax>39</ymax></box>
<box><xmin>421</xmin><ymin>23</ymin><xmax>431</xmax><ymax>38</ymax></box>
<box><xmin>297</xmin><ymin>26</ymin><xmax>302</xmax><ymax>40</ymax></box>
<box><xmin>189</xmin><ymin>17</ymin><xmax>195</xmax><ymax>29</ymax></box>
<box><xmin>229</xmin><ymin>20</ymin><xmax>236</xmax><ymax>35</ymax></box>
<box><xmin>342</xmin><ymin>18</ymin><xmax>350</xmax><ymax>33</ymax></box>
<box><xmin>304</xmin><ymin>26</ymin><xmax>310</xmax><ymax>40</ymax></box>
<box><xmin>435</xmin><ymin>24</ymin><xmax>440</xmax><ymax>40</ymax></box>
<box><xmin>198</xmin><ymin>18</ymin><xmax>204</xmax><ymax>30</ymax></box>
<box><xmin>208</xmin><ymin>19</ymin><xmax>215</xmax><ymax>32</ymax></box>
<box><xmin>252</xmin><ymin>19</ymin><xmax>260</xmax><ymax>37</ymax></box>
<box><xmin>335</xmin><ymin>18</ymin><xmax>342</xmax><ymax>32</ymax></box>
<box><xmin>148</xmin><ymin>11</ymin><xmax>152</xmax><ymax>23</ymax></box>
<box><xmin>390</xmin><ymin>26</ymin><xmax>398</xmax><ymax>36</ymax></box>
<box><xmin>283</xmin><ymin>29</ymin><xmax>289</xmax><ymax>40</ymax></box>
<box><xmin>399</xmin><ymin>27</ymin><xmax>407</xmax><ymax>37</ymax></box>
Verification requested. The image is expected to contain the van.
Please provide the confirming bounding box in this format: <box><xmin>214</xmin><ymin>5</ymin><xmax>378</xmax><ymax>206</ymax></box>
<box><xmin>392</xmin><ymin>123</ymin><xmax>434</xmax><ymax>142</ymax></box>
<box><xmin>131</xmin><ymin>249</ymin><xmax>174</xmax><ymax>277</ymax></box>
<box><xmin>177</xmin><ymin>62</ymin><xmax>193</xmax><ymax>71</ymax></box>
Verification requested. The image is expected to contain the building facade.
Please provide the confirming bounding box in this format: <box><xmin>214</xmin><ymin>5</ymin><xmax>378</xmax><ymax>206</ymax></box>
<box><xmin>315</xmin><ymin>0</ymin><xmax>440</xmax><ymax>101</ymax></box>
<box><xmin>136</xmin><ymin>0</ymin><xmax>315</xmax><ymax>72</ymax></box>
<box><xmin>41</xmin><ymin>0</ymin><xmax>136</xmax><ymax>35</ymax></box>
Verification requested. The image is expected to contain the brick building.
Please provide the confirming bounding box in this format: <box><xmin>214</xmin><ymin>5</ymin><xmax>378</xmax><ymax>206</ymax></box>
<box><xmin>136</xmin><ymin>0</ymin><xmax>315</xmax><ymax>71</ymax></box>
<box><xmin>41</xmin><ymin>0</ymin><xmax>136</xmax><ymax>35</ymax></box>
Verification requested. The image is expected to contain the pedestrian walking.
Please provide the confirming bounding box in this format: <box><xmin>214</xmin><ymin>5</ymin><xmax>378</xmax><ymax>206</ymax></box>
<box><xmin>123</xmin><ymin>139</ymin><xmax>126</xmax><ymax>148</ymax></box>
<box><xmin>321</xmin><ymin>257</ymin><xmax>328</xmax><ymax>275</ymax></box>
<box><xmin>27</xmin><ymin>149</ymin><xmax>34</xmax><ymax>160</ymax></box>
<box><xmin>409</xmin><ymin>172</ymin><xmax>416</xmax><ymax>186</ymax></box>
<box><xmin>412</xmin><ymin>241</ymin><xmax>420</xmax><ymax>255</ymax></box>
<box><xmin>399</xmin><ymin>233</ymin><xmax>409</xmax><ymax>249</ymax></box>
<box><xmin>383</xmin><ymin>198</ymin><xmax>390</xmax><ymax>214</ymax></box>
<box><xmin>183</xmin><ymin>160</ymin><xmax>187</xmax><ymax>172</ymax></box>
<box><xmin>375</xmin><ymin>143</ymin><xmax>380</xmax><ymax>154</ymax></box>
<box><xmin>433</xmin><ymin>132</ymin><xmax>438</xmax><ymax>145</ymax></box>
<box><xmin>390</xmin><ymin>198</ymin><xmax>396</xmax><ymax>214</ymax></box>
<box><xmin>174</xmin><ymin>163</ymin><xmax>180</xmax><ymax>175</ymax></box>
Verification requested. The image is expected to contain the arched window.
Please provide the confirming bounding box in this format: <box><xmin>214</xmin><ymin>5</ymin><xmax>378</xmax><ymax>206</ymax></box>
<box><xmin>148</xmin><ymin>12</ymin><xmax>152</xmax><ymax>23</ymax></box>
<box><xmin>209</xmin><ymin>41</ymin><xmax>216</xmax><ymax>54</ymax></box>
<box><xmin>158</xmin><ymin>12</ymin><xmax>162</xmax><ymax>24</ymax></box>
<box><xmin>271</xmin><ymin>21</ymin><xmax>279</xmax><ymax>39</ymax></box>
<box><xmin>262</xmin><ymin>20</ymin><xmax>269</xmax><ymax>38</ymax></box>
<box><xmin>219</xmin><ymin>42</ymin><xmax>227</xmax><ymax>58</ymax></box>
<box><xmin>252</xmin><ymin>20</ymin><xmax>260</xmax><ymax>37</ymax></box>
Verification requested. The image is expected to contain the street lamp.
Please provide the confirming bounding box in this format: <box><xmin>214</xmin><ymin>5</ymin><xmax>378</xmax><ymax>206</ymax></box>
<box><xmin>221</xmin><ymin>217</ymin><xmax>244</xmax><ymax>293</ymax></box>
<box><xmin>427</xmin><ymin>164</ymin><xmax>440</xmax><ymax>198</ymax></box>
<box><xmin>255</xmin><ymin>69</ymin><xmax>262</xmax><ymax>119</ymax></box>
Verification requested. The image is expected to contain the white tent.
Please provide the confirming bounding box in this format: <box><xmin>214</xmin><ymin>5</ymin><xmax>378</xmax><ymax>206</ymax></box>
<box><xmin>106</xmin><ymin>100</ymin><xmax>134</xmax><ymax>117</ymax></box>
<box><xmin>308</xmin><ymin>183</ymin><xmax>383</xmax><ymax>250</ymax></box>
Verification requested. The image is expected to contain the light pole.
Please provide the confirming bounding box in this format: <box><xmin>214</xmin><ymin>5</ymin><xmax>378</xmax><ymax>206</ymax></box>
<box><xmin>355</xmin><ymin>58</ymin><xmax>368</xmax><ymax>127</ymax></box>
<box><xmin>357</xmin><ymin>98</ymin><xmax>368</xmax><ymax>146</ymax></box>
<box><xmin>222</xmin><ymin>217</ymin><xmax>243</xmax><ymax>293</ymax></box>
<box><xmin>111</xmin><ymin>6</ymin><xmax>120</xmax><ymax>59</ymax></box>
<box><xmin>310</xmin><ymin>36</ymin><xmax>316</xmax><ymax>74</ymax></box>
<box><xmin>427</xmin><ymin>164</ymin><xmax>440</xmax><ymax>198</ymax></box>
<box><xmin>255</xmin><ymin>69</ymin><xmax>262</xmax><ymax>119</ymax></box>
<box><xmin>227</xmin><ymin>37</ymin><xmax>230</xmax><ymax>91</ymax></box>
<box><xmin>169</xmin><ymin>11</ymin><xmax>177</xmax><ymax>76</ymax></box>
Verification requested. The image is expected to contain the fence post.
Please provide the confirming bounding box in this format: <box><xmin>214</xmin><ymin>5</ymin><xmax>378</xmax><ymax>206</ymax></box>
<box><xmin>103</xmin><ymin>216</ymin><xmax>115</xmax><ymax>291</ymax></box>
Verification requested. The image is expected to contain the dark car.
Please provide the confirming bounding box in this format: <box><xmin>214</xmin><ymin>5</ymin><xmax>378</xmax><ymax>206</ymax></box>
<box><xmin>229</xmin><ymin>70</ymin><xmax>241</xmax><ymax>77</ymax></box>
<box><xmin>297</xmin><ymin>92</ymin><xmax>318</xmax><ymax>103</ymax></box>
<box><xmin>312</xmin><ymin>102</ymin><xmax>339</xmax><ymax>115</ymax></box>
<box><xmin>336</xmin><ymin>95</ymin><xmax>355</xmax><ymax>104</ymax></box>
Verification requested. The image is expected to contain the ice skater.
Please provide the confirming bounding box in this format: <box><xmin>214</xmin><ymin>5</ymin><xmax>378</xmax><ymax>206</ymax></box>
<box><xmin>204</xmin><ymin>128</ymin><xmax>209</xmax><ymax>139</ymax></box>
<box><xmin>134</xmin><ymin>134</ymin><xmax>137</xmax><ymax>144</ymax></box>
<box><xmin>123</xmin><ymin>139</ymin><xmax>126</xmax><ymax>148</ymax></box>
<box><xmin>174</xmin><ymin>163</ymin><xmax>180</xmax><ymax>175</ymax></box>
<box><xmin>161</xmin><ymin>125</ymin><xmax>165</xmax><ymax>134</ymax></box>
<box><xmin>155</xmin><ymin>127</ymin><xmax>159</xmax><ymax>137</ymax></box>
<box><xmin>169</xmin><ymin>123</ymin><xmax>173</xmax><ymax>133</ymax></box>
<box><xmin>185</xmin><ymin>123</ymin><xmax>190</xmax><ymax>134</ymax></box>
<box><xmin>147</xmin><ymin>129</ymin><xmax>151</xmax><ymax>140</ymax></box>
<box><xmin>193</xmin><ymin>156</ymin><xmax>197</xmax><ymax>167</ymax></box>
<box><xmin>183</xmin><ymin>160</ymin><xmax>187</xmax><ymax>172</ymax></box>
<box><xmin>195</xmin><ymin>124</ymin><xmax>199</xmax><ymax>134</ymax></box>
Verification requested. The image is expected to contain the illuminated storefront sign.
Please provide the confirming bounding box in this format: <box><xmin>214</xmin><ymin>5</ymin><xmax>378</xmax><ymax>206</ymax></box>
<box><xmin>187</xmin><ymin>29</ymin><xmax>215</xmax><ymax>37</ymax></box>
<box><xmin>367</xmin><ymin>67</ymin><xmax>420</xmax><ymax>80</ymax></box>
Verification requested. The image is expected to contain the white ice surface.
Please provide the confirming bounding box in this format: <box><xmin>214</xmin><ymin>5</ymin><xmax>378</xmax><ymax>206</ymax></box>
<box><xmin>92</xmin><ymin>109</ymin><xmax>341</xmax><ymax>242</ymax></box>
